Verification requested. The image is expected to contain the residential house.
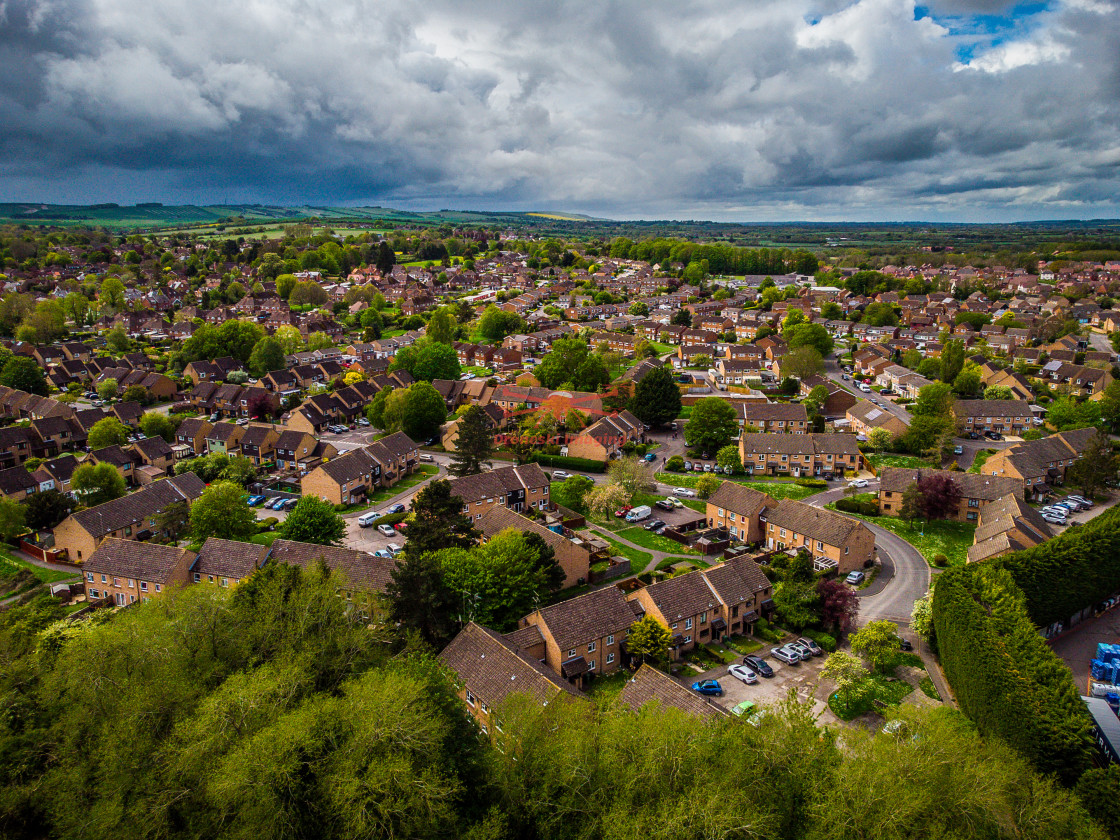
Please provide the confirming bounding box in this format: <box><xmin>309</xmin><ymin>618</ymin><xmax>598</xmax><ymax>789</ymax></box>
<box><xmin>447</xmin><ymin>463</ymin><xmax>551</xmax><ymax>521</ymax></box>
<box><xmin>238</xmin><ymin>424</ymin><xmax>280</xmax><ymax>467</ymax></box>
<box><xmin>980</xmin><ymin>427</ymin><xmax>1097</xmax><ymax>496</ymax></box>
<box><xmin>81</xmin><ymin>539</ymin><xmax>196</xmax><ymax>606</ymax></box>
<box><xmin>616</xmin><ymin>663</ymin><xmax>727</xmax><ymax>719</ymax></box>
<box><xmin>566</xmin><ymin>411</ymin><xmax>644</xmax><ymax>462</ymax></box>
<box><xmin>877</xmin><ymin>467</ymin><xmax>1025</xmax><ymax>523</ymax></box>
<box><xmin>706</xmin><ymin>482</ymin><xmax>773</xmax><ymax>543</ymax></box>
<box><xmin>267</xmin><ymin>539</ymin><xmax>395</xmax><ymax>615</ymax></box>
<box><xmin>738</xmin><ymin>433</ymin><xmax>861</xmax><ymax>477</ymax></box>
<box><xmin>951</xmin><ymin>399</ymin><xmax>1034</xmax><ymax>434</ymax></box>
<box><xmin>762</xmin><ymin>499</ymin><xmax>875</xmax><ymax>574</ymax></box>
<box><xmin>275</xmin><ymin>429</ymin><xmax>335</xmax><ymax>474</ymax></box>
<box><xmin>967</xmin><ymin>493</ymin><xmax>1052</xmax><ymax>564</ymax></box>
<box><xmin>190</xmin><ymin>537</ymin><xmax>269</xmax><ymax>587</ymax></box>
<box><xmin>845</xmin><ymin>399</ymin><xmax>909</xmax><ymax>439</ymax></box>
<box><xmin>476</xmin><ymin>505</ymin><xmax>602</xmax><ymax>588</ymax></box>
<box><xmin>738</xmin><ymin>402</ymin><xmax>809</xmax><ymax>434</ymax></box>
<box><xmin>175</xmin><ymin>417</ymin><xmax>214</xmax><ymax>456</ymax></box>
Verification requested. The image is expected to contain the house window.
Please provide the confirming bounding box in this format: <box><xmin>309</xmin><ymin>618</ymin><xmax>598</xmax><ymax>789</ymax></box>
<box><xmin>569</xmin><ymin>648</ymin><xmax>576</xmax><ymax>658</ymax></box>
<box><xmin>88</xmin><ymin>588</ymin><xmax>99</xmax><ymax>598</ymax></box>
<box><xmin>588</xmin><ymin>641</ymin><xmax>596</xmax><ymax>653</ymax></box>
<box><xmin>607</xmin><ymin>634</ymin><xmax>614</xmax><ymax>645</ymax></box>
<box><xmin>606</xmin><ymin>652</ymin><xmax>615</xmax><ymax>664</ymax></box>
<box><xmin>465</xmin><ymin>689</ymin><xmax>476</xmax><ymax>707</ymax></box>
<box><xmin>193</xmin><ymin>573</ymin><xmax>201</xmax><ymax>583</ymax></box>
<box><xmin>588</xmin><ymin>659</ymin><xmax>595</xmax><ymax>671</ymax></box>
<box><xmin>685</xmin><ymin>618</ymin><xmax>693</xmax><ymax>630</ymax></box>
<box><xmin>684</xmin><ymin>635</ymin><xmax>692</xmax><ymax>644</ymax></box>
<box><xmin>155</xmin><ymin>584</ymin><xmax>161</xmax><ymax>592</ymax></box>
<box><xmin>140</xmin><ymin>582</ymin><xmax>147</xmax><ymax>592</ymax></box>
<box><xmin>127</xmin><ymin>579</ymin><xmax>135</xmax><ymax>589</ymax></box>
<box><xmin>86</xmin><ymin>572</ymin><xmax>94</xmax><ymax>582</ymax></box>
<box><xmin>221</xmin><ymin>578</ymin><xmax>228</xmax><ymax>587</ymax></box>
<box><xmin>817</xmin><ymin>541</ymin><xmax>824</xmax><ymax>550</ymax></box>
<box><xmin>700</xmin><ymin>612</ymin><xmax>707</xmax><ymax>625</ymax></box>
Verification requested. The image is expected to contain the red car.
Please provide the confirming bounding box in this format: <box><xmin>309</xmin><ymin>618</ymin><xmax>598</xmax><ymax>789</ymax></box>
<box><xmin>614</xmin><ymin>505</ymin><xmax>632</xmax><ymax>518</ymax></box>
<box><xmin>394</xmin><ymin>522</ymin><xmax>408</xmax><ymax>531</ymax></box>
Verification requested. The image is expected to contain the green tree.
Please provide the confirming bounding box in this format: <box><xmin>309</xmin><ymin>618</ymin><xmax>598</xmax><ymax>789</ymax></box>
<box><xmin>71</xmin><ymin>461</ymin><xmax>127</xmax><ymax>506</ymax></box>
<box><xmin>820</xmin><ymin>650</ymin><xmax>870</xmax><ymax>692</ymax></box>
<box><xmin>190</xmin><ymin>480</ymin><xmax>257</xmax><ymax>542</ymax></box>
<box><xmin>477</xmin><ymin>304</ymin><xmax>526</xmax><ymax>341</ymax></box>
<box><xmin>983</xmin><ymin>384</ymin><xmax>1014</xmax><ymax>400</ymax></box>
<box><xmin>784</xmin><ymin>322</ymin><xmax>834</xmax><ymax>356</ymax></box>
<box><xmin>606</xmin><ymin>457</ymin><xmax>656</xmax><ymax>496</ymax></box>
<box><xmin>861</xmin><ymin>302</ymin><xmax>899</xmax><ymax>327</ymax></box>
<box><xmin>868</xmin><ymin>427</ymin><xmax>893</xmax><ymax>450</ymax></box>
<box><xmin>100</xmin><ymin>275</ymin><xmax>126</xmax><ymax>309</ymax></box>
<box><xmin>900</xmin><ymin>481</ymin><xmax>923</xmax><ymax>525</ymax></box>
<box><xmin>248</xmin><ymin>335</ymin><xmax>286</xmax><ymax>377</ymax></box>
<box><xmin>0</xmin><ymin>497</ymin><xmax>26</xmax><ymax>540</ymax></box>
<box><xmin>219</xmin><ymin>455</ymin><xmax>259</xmax><ymax>487</ymax></box>
<box><xmin>106</xmin><ymin>325</ymin><xmax>130</xmax><ymax>353</ymax></box>
<box><xmin>1066</xmin><ymin>431</ymin><xmax>1118</xmax><ymax>500</ymax></box>
<box><xmin>96</xmin><ymin>378</ymin><xmax>119</xmax><ymax>401</ymax></box>
<box><xmin>586</xmin><ymin>482</ymin><xmax>631</xmax><ymax>519</ymax></box>
<box><xmin>552</xmin><ymin>475</ymin><xmax>594</xmax><ymax>511</ymax></box>
<box><xmin>1047</xmin><ymin>396</ymin><xmax>1102</xmax><ymax>432</ymax></box>
<box><xmin>447</xmin><ymin>405</ymin><xmax>494</xmax><ymax>477</ymax></box>
<box><xmin>913</xmin><ymin>381</ymin><xmax>955</xmax><ymax>418</ymax></box>
<box><xmin>780</xmin><ymin>346</ymin><xmax>824</xmax><ymax>381</ymax></box>
<box><xmin>23</xmin><ymin>488</ymin><xmax>74</xmax><ymax>531</ymax></box>
<box><xmin>952</xmin><ymin>362</ymin><xmax>982</xmax><ymax>397</ymax></box>
<box><xmin>911</xmin><ymin>592</ymin><xmax>933</xmax><ymax>640</ymax></box>
<box><xmin>1099</xmin><ymin>380</ymin><xmax>1120</xmax><ymax>432</ymax></box>
<box><xmin>940</xmin><ymin>338</ymin><xmax>966</xmax><ymax>384</ymax></box>
<box><xmin>628</xmin><ymin>301</ymin><xmax>649</xmax><ymax>316</ymax></box>
<box><xmin>402</xmin><ymin>382</ymin><xmax>448</xmax><ymax>442</ymax></box>
<box><xmin>684</xmin><ymin>397</ymin><xmax>738</xmax><ymax>452</ymax></box>
<box><xmin>391</xmin><ymin>339</ymin><xmax>461</xmax><ymax>382</ymax></box>
<box><xmin>627</xmin><ymin>614</ymin><xmax>672</xmax><ymax>665</ymax></box>
<box><xmin>0</xmin><ymin>356</ymin><xmax>47</xmax><ymax>396</ymax></box>
<box><xmin>87</xmin><ymin>417</ymin><xmax>130</xmax><ymax>449</ymax></box>
<box><xmin>535</xmin><ymin>338</ymin><xmax>608</xmax><ymax>391</ymax></box>
<box><xmin>628</xmin><ymin>364</ymin><xmax>681</xmax><ymax>427</ymax></box>
<box><xmin>404</xmin><ymin>479</ymin><xmax>478</xmax><ymax>557</ymax></box>
<box><xmin>278</xmin><ymin>496</ymin><xmax>345</xmax><ymax>545</ymax></box>
<box><xmin>425</xmin><ymin>308</ymin><xmax>456</xmax><ymax>345</ymax></box>
<box><xmin>439</xmin><ymin>529</ymin><xmax>552</xmax><ymax>631</ymax></box>
<box><xmin>694</xmin><ymin>473</ymin><xmax>722</xmax><ymax>499</ymax></box>
<box><xmin>385</xmin><ymin>548</ymin><xmax>458</xmax><ymax>647</ymax></box>
<box><xmin>850</xmin><ymin>620</ymin><xmax>901</xmax><ymax>674</ymax></box>
<box><xmin>716</xmin><ymin>445</ymin><xmax>741</xmax><ymax>473</ymax></box>
<box><xmin>139</xmin><ymin>412</ymin><xmax>177</xmax><ymax>443</ymax></box>
<box><xmin>153</xmin><ymin>499</ymin><xmax>191</xmax><ymax>542</ymax></box>
<box><xmin>901</xmin><ymin>348</ymin><xmax>923</xmax><ymax>370</ymax></box>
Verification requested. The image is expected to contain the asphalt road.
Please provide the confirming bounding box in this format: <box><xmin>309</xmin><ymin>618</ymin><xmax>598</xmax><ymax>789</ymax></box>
<box><xmin>824</xmin><ymin>353</ymin><xmax>913</xmax><ymax>424</ymax></box>
<box><xmin>805</xmin><ymin>482</ymin><xmax>930</xmax><ymax>627</ymax></box>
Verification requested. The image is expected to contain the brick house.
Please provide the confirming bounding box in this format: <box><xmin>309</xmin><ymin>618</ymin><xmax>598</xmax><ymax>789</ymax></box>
<box><xmin>762</xmin><ymin>499</ymin><xmax>875</xmax><ymax>574</ymax></box>
<box><xmin>706</xmin><ymin>482</ymin><xmax>773</xmax><ymax>543</ymax></box>
<box><xmin>447</xmin><ymin>463</ymin><xmax>551</xmax><ymax>521</ymax></box>
<box><xmin>845</xmin><ymin>399</ymin><xmax>909</xmax><ymax>439</ymax></box>
<box><xmin>476</xmin><ymin>505</ymin><xmax>602</xmax><ymax>588</ymax></box>
<box><xmin>738</xmin><ymin>433</ymin><xmax>861</xmax><ymax>477</ymax></box>
<box><xmin>81</xmin><ymin>538</ymin><xmax>196</xmax><ymax>605</ymax></box>
<box><xmin>877</xmin><ymin>467</ymin><xmax>1024</xmax><ymax>523</ymax></box>
<box><xmin>951</xmin><ymin>399</ymin><xmax>1034</xmax><ymax>434</ymax></box>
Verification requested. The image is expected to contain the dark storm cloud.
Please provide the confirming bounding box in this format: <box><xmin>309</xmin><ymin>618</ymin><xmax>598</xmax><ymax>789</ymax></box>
<box><xmin>0</xmin><ymin>0</ymin><xmax>1117</xmax><ymax>219</ymax></box>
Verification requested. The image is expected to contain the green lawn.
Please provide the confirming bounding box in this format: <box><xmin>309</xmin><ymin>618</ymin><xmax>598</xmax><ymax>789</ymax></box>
<box><xmin>251</xmin><ymin>532</ymin><xmax>280</xmax><ymax>547</ymax></box>
<box><xmin>740</xmin><ymin>481</ymin><xmax>820</xmax><ymax>501</ymax></box>
<box><xmin>828</xmin><ymin>675</ymin><xmax>914</xmax><ymax>720</ymax></box>
<box><xmin>364</xmin><ymin>465</ymin><xmax>439</xmax><ymax>505</ymax></box>
<box><xmin>0</xmin><ymin>549</ymin><xmax>78</xmax><ymax>585</ymax></box>
<box><xmin>595</xmin><ymin>532</ymin><xmax>653</xmax><ymax>568</ymax></box>
<box><xmin>968</xmin><ymin>449</ymin><xmax>997</xmax><ymax>474</ymax></box>
<box><xmin>618</xmin><ymin>526</ymin><xmax>697</xmax><ymax>554</ymax></box>
<box><xmin>585</xmin><ymin>669</ymin><xmax>633</xmax><ymax>702</ymax></box>
<box><xmin>868</xmin><ymin>454</ymin><xmax>933</xmax><ymax>471</ymax></box>
<box><xmin>656</xmin><ymin>472</ymin><xmax>825</xmax><ymax>501</ymax></box>
<box><xmin>647</xmin><ymin>340</ymin><xmax>676</xmax><ymax>355</ymax></box>
<box><xmin>825</xmin><ymin>503</ymin><xmax>976</xmax><ymax>567</ymax></box>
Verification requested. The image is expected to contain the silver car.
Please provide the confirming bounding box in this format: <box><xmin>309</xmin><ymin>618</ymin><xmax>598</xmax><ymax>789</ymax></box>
<box><xmin>770</xmin><ymin>646</ymin><xmax>800</xmax><ymax>665</ymax></box>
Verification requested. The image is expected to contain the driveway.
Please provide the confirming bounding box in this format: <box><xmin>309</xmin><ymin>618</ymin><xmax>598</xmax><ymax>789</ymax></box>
<box><xmin>1050</xmin><ymin>606</ymin><xmax>1120</xmax><ymax>692</ymax></box>
<box><xmin>686</xmin><ymin>650</ymin><xmax>834</xmax><ymax>722</ymax></box>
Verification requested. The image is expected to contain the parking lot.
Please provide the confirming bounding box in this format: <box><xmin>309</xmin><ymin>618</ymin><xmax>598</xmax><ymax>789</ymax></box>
<box><xmin>685</xmin><ymin>648</ymin><xmax>834</xmax><ymax>722</ymax></box>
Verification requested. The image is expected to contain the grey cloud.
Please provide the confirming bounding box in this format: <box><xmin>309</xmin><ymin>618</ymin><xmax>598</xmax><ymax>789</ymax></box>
<box><xmin>0</xmin><ymin>0</ymin><xmax>1118</xmax><ymax>220</ymax></box>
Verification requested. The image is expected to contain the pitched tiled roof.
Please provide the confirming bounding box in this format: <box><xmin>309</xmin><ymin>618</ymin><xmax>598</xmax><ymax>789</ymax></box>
<box><xmin>267</xmin><ymin>539</ymin><xmax>395</xmax><ymax>593</ymax></box>
<box><xmin>447</xmin><ymin>463</ymin><xmax>549</xmax><ymax>505</ymax></box>
<box><xmin>765</xmin><ymin>499</ymin><xmax>868</xmax><ymax>547</ymax></box>
<box><xmin>701</xmin><ymin>555</ymin><xmax>770</xmax><ymax>607</ymax></box>
<box><xmin>69</xmin><ymin>473</ymin><xmax>205</xmax><ymax>537</ymax></box>
<box><xmin>616</xmin><ymin>664</ymin><xmax>726</xmax><ymax>719</ymax></box>
<box><xmin>708</xmin><ymin>482</ymin><xmax>774</xmax><ymax>516</ymax></box>
<box><xmin>192</xmin><ymin>538</ymin><xmax>268</xmax><ymax>579</ymax></box>
<box><xmin>476</xmin><ymin>505</ymin><xmax>576</xmax><ymax>555</ymax></box>
<box><xmin>879</xmin><ymin>467</ymin><xmax>1022</xmax><ymax>501</ymax></box>
<box><xmin>83</xmin><ymin>537</ymin><xmax>195</xmax><ymax>583</ymax></box>
<box><xmin>530</xmin><ymin>585</ymin><xmax>634</xmax><ymax>651</ymax></box>
<box><xmin>739</xmin><ymin>432</ymin><xmax>860</xmax><ymax>457</ymax></box>
<box><xmin>640</xmin><ymin>570</ymin><xmax>720</xmax><ymax>623</ymax></box>
<box><xmin>439</xmin><ymin>622</ymin><xmax>583</xmax><ymax>708</ymax></box>
<box><xmin>739</xmin><ymin>402</ymin><xmax>808</xmax><ymax>423</ymax></box>
<box><xmin>0</xmin><ymin>465</ymin><xmax>36</xmax><ymax>496</ymax></box>
<box><xmin>953</xmin><ymin>399</ymin><xmax>1032</xmax><ymax>418</ymax></box>
<box><xmin>133</xmin><ymin>436</ymin><xmax>173</xmax><ymax>461</ymax></box>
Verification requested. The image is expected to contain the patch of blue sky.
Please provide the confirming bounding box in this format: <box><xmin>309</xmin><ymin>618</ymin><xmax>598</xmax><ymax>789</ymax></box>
<box><xmin>914</xmin><ymin>2</ymin><xmax>1052</xmax><ymax>63</ymax></box>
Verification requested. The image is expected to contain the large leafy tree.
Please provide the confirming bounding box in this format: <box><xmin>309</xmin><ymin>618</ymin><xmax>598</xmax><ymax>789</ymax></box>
<box><xmin>23</xmin><ymin>489</ymin><xmax>74</xmax><ymax>531</ymax></box>
<box><xmin>940</xmin><ymin>338</ymin><xmax>966</xmax><ymax>384</ymax></box>
<box><xmin>386</xmin><ymin>549</ymin><xmax>459</xmax><ymax>647</ymax></box>
<box><xmin>817</xmin><ymin>578</ymin><xmax>859</xmax><ymax>633</ymax></box>
<box><xmin>190</xmin><ymin>480</ymin><xmax>257</xmax><ymax>542</ymax></box>
<box><xmin>850</xmin><ymin>619</ymin><xmax>901</xmax><ymax>674</ymax></box>
<box><xmin>1066</xmin><ymin>431</ymin><xmax>1118</xmax><ymax>500</ymax></box>
<box><xmin>391</xmin><ymin>339</ymin><xmax>461</xmax><ymax>382</ymax></box>
<box><xmin>425</xmin><ymin>308</ymin><xmax>457</xmax><ymax>345</ymax></box>
<box><xmin>627</xmin><ymin>614</ymin><xmax>672</xmax><ymax>664</ymax></box>
<box><xmin>784</xmin><ymin>322</ymin><xmax>834</xmax><ymax>356</ymax></box>
<box><xmin>278</xmin><ymin>496</ymin><xmax>345</xmax><ymax>545</ymax></box>
<box><xmin>0</xmin><ymin>498</ymin><xmax>26</xmax><ymax>541</ymax></box>
<box><xmin>438</xmin><ymin>530</ymin><xmax>552</xmax><ymax>631</ymax></box>
<box><xmin>552</xmin><ymin>475</ymin><xmax>594</xmax><ymax>511</ymax></box>
<box><xmin>404</xmin><ymin>480</ymin><xmax>478</xmax><ymax>557</ymax></box>
<box><xmin>0</xmin><ymin>356</ymin><xmax>47</xmax><ymax>396</ymax></box>
<box><xmin>402</xmin><ymin>382</ymin><xmax>447</xmax><ymax>442</ymax></box>
<box><xmin>248</xmin><ymin>335</ymin><xmax>286</xmax><ymax>377</ymax></box>
<box><xmin>628</xmin><ymin>364</ymin><xmax>681</xmax><ymax>427</ymax></box>
<box><xmin>535</xmin><ymin>338</ymin><xmax>609</xmax><ymax>391</ymax></box>
<box><xmin>447</xmin><ymin>405</ymin><xmax>493</xmax><ymax>477</ymax></box>
<box><xmin>478</xmin><ymin>304</ymin><xmax>526</xmax><ymax>341</ymax></box>
<box><xmin>87</xmin><ymin>417</ymin><xmax>131</xmax><ymax>450</ymax></box>
<box><xmin>606</xmin><ymin>457</ymin><xmax>656</xmax><ymax>496</ymax></box>
<box><xmin>683</xmin><ymin>396</ymin><xmax>738</xmax><ymax>452</ymax></box>
<box><xmin>71</xmin><ymin>462</ymin><xmax>126</xmax><ymax>506</ymax></box>
<box><xmin>780</xmin><ymin>346</ymin><xmax>823</xmax><ymax>381</ymax></box>
<box><xmin>917</xmin><ymin>473</ymin><xmax>962</xmax><ymax>520</ymax></box>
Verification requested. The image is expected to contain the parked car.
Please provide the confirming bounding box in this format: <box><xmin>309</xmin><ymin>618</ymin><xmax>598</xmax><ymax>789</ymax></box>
<box><xmin>357</xmin><ymin>511</ymin><xmax>379</xmax><ymax>528</ymax></box>
<box><xmin>702</xmin><ymin>463</ymin><xmax>712</xmax><ymax>472</ymax></box>
<box><xmin>643</xmin><ymin>453</ymin><xmax>656</xmax><ymax>462</ymax></box>
<box><xmin>847</xmin><ymin>478</ymin><xmax>869</xmax><ymax>488</ymax></box>
<box><xmin>985</xmin><ymin>430</ymin><xmax>1002</xmax><ymax>441</ymax></box>
<box><xmin>387</xmin><ymin>503</ymin><xmax>406</xmax><ymax>515</ymax></box>
<box><xmin>683</xmin><ymin>461</ymin><xmax>693</xmax><ymax>471</ymax></box>
<box><xmin>1067</xmin><ymin>494</ymin><xmax>1094</xmax><ymax>507</ymax></box>
<box><xmin>615</xmin><ymin>505</ymin><xmax>633</xmax><ymax>517</ymax></box>
<box><xmin>357</xmin><ymin>418</ymin><xmax>370</xmax><ymax>426</ymax></box>
<box><xmin>841</xmin><ymin>373</ymin><xmax>849</xmax><ymax>380</ymax></box>
<box><xmin>655</xmin><ymin>499</ymin><xmax>675</xmax><ymax>511</ymax></box>
<box><xmin>269</xmin><ymin>497</ymin><xmax>288</xmax><ymax>510</ymax></box>
<box><xmin>899</xmin><ymin>638</ymin><xmax>914</xmax><ymax>652</ymax></box>
<box><xmin>373</xmin><ymin>549</ymin><xmax>393</xmax><ymax>559</ymax></box>
<box><xmin>732</xmin><ymin>700</ymin><xmax>758</xmax><ymax>717</ymax></box>
<box><xmin>953</xmin><ymin>445</ymin><xmax>963</xmax><ymax>455</ymax></box>
<box><xmin>282</xmin><ymin>498</ymin><xmax>299</xmax><ymax>510</ymax></box>
<box><xmin>691</xmin><ymin>679</ymin><xmax>724</xmax><ymax>696</ymax></box>
<box><xmin>666</xmin><ymin>496</ymin><xmax>684</xmax><ymax>508</ymax></box>
<box><xmin>246</xmin><ymin>495</ymin><xmax>266</xmax><ymax>506</ymax></box>
<box><xmin>845</xmin><ymin>570</ymin><xmax>866</xmax><ymax>585</ymax></box>
<box><xmin>377</xmin><ymin>524</ymin><xmax>397</xmax><ymax>537</ymax></box>
<box><xmin>727</xmin><ymin>663</ymin><xmax>758</xmax><ymax>685</ymax></box>
<box><xmin>553</xmin><ymin>471</ymin><xmax>572</xmax><ymax>480</ymax></box>
<box><xmin>643</xmin><ymin>519</ymin><xmax>666</xmax><ymax>531</ymax></box>
<box><xmin>744</xmin><ymin>655</ymin><xmax>774</xmax><ymax>678</ymax></box>
<box><xmin>967</xmin><ymin>431</ymin><xmax>982</xmax><ymax>440</ymax></box>
<box><xmin>419</xmin><ymin>453</ymin><xmax>434</xmax><ymax>461</ymax></box>
<box><xmin>1042</xmin><ymin>513</ymin><xmax>1067</xmax><ymax>525</ymax></box>
<box><xmin>673</xmin><ymin>487</ymin><xmax>697</xmax><ymax>497</ymax></box>
<box><xmin>796</xmin><ymin>636</ymin><xmax>824</xmax><ymax>656</ymax></box>
<box><xmin>693</xmin><ymin>462</ymin><xmax>704</xmax><ymax>471</ymax></box>
<box><xmin>770</xmin><ymin>647</ymin><xmax>800</xmax><ymax>665</ymax></box>
<box><xmin>787</xmin><ymin>640</ymin><xmax>813</xmax><ymax>659</ymax></box>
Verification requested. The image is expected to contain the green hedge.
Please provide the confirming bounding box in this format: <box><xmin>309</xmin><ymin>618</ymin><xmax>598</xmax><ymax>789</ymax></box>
<box><xmin>932</xmin><ymin>562</ymin><xmax>1093</xmax><ymax>784</ymax></box>
<box><xmin>795</xmin><ymin>478</ymin><xmax>828</xmax><ymax>488</ymax></box>
<box><xmin>373</xmin><ymin>511</ymin><xmax>408</xmax><ymax>527</ymax></box>
<box><xmin>531</xmin><ymin>454</ymin><xmax>607</xmax><ymax>473</ymax></box>
<box><xmin>834</xmin><ymin>497</ymin><xmax>879</xmax><ymax>516</ymax></box>
<box><xmin>996</xmin><ymin>505</ymin><xmax>1120</xmax><ymax>628</ymax></box>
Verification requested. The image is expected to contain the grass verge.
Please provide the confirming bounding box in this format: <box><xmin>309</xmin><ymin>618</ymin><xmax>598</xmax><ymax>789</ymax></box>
<box><xmin>0</xmin><ymin>548</ymin><xmax>78</xmax><ymax>584</ymax></box>
<box><xmin>824</xmin><ymin>502</ymin><xmax>976</xmax><ymax>567</ymax></box>
<box><xmin>618</xmin><ymin>526</ymin><xmax>696</xmax><ymax>554</ymax></box>
<box><xmin>828</xmin><ymin>675</ymin><xmax>914</xmax><ymax>720</ymax></box>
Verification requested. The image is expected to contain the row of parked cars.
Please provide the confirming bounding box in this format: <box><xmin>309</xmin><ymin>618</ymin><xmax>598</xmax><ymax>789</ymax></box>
<box><xmin>246</xmin><ymin>495</ymin><xmax>299</xmax><ymax>511</ymax></box>
<box><xmin>690</xmin><ymin>640</ymin><xmax>825</xmax><ymax>696</ymax></box>
<box><xmin>1040</xmin><ymin>494</ymin><xmax>1094</xmax><ymax>525</ymax></box>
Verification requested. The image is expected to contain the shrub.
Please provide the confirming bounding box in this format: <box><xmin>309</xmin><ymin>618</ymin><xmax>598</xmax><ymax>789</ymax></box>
<box><xmin>932</xmin><ymin>553</ymin><xmax>948</xmax><ymax>567</ymax></box>
<box><xmin>834</xmin><ymin>497</ymin><xmax>879</xmax><ymax>516</ymax></box>
<box><xmin>531</xmin><ymin>454</ymin><xmax>607</xmax><ymax>473</ymax></box>
<box><xmin>666</xmin><ymin>455</ymin><xmax>685</xmax><ymax>471</ymax></box>
<box><xmin>802</xmin><ymin>629</ymin><xmax>838</xmax><ymax>652</ymax></box>
<box><xmin>258</xmin><ymin>517</ymin><xmax>279</xmax><ymax>532</ymax></box>
<box><xmin>795</xmin><ymin>477</ymin><xmax>827</xmax><ymax>488</ymax></box>
<box><xmin>374</xmin><ymin>511</ymin><xmax>408</xmax><ymax>528</ymax></box>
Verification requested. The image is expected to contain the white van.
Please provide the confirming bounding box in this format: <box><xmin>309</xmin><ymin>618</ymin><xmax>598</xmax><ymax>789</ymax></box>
<box><xmin>858</xmin><ymin>383</ymin><xmax>872</xmax><ymax>393</ymax></box>
<box><xmin>625</xmin><ymin>505</ymin><xmax>652</xmax><ymax>523</ymax></box>
<box><xmin>357</xmin><ymin>511</ymin><xmax>379</xmax><ymax>528</ymax></box>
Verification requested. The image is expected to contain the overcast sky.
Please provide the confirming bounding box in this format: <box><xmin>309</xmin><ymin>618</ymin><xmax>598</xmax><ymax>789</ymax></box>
<box><xmin>1</xmin><ymin>0</ymin><xmax>1118</xmax><ymax>221</ymax></box>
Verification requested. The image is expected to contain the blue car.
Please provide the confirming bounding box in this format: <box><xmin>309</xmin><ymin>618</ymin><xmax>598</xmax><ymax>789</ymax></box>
<box><xmin>246</xmin><ymin>495</ymin><xmax>266</xmax><ymax>506</ymax></box>
<box><xmin>643</xmin><ymin>453</ymin><xmax>656</xmax><ymax>462</ymax></box>
<box><xmin>270</xmin><ymin>498</ymin><xmax>288</xmax><ymax>510</ymax></box>
<box><xmin>387</xmin><ymin>503</ymin><xmax>406</xmax><ymax>515</ymax></box>
<box><xmin>691</xmin><ymin>679</ymin><xmax>724</xmax><ymax>697</ymax></box>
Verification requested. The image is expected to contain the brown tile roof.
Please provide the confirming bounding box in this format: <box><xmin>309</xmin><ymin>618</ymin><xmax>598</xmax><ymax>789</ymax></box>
<box><xmin>69</xmin><ymin>473</ymin><xmax>205</xmax><ymax>537</ymax></box>
<box><xmin>616</xmin><ymin>664</ymin><xmax>726</xmax><ymax>720</ymax></box>
<box><xmin>529</xmin><ymin>585</ymin><xmax>634</xmax><ymax>651</ymax></box>
<box><xmin>878</xmin><ymin>467</ymin><xmax>1023</xmax><ymax>501</ymax></box>
<box><xmin>640</xmin><ymin>571</ymin><xmax>720</xmax><ymax>623</ymax></box>
<box><xmin>439</xmin><ymin>622</ymin><xmax>583</xmax><ymax>708</ymax></box>
<box><xmin>267</xmin><ymin>539</ymin><xmax>395</xmax><ymax>593</ymax></box>
<box><xmin>701</xmin><ymin>555</ymin><xmax>771</xmax><ymax>607</ymax></box>
<box><xmin>83</xmin><ymin>537</ymin><xmax>195</xmax><ymax>583</ymax></box>
<box><xmin>476</xmin><ymin>505</ymin><xmax>581</xmax><ymax>556</ymax></box>
<box><xmin>708</xmin><ymin>482</ymin><xmax>775</xmax><ymax>515</ymax></box>
<box><xmin>447</xmin><ymin>463</ymin><xmax>549</xmax><ymax>505</ymax></box>
<box><xmin>952</xmin><ymin>399</ymin><xmax>1033</xmax><ymax>418</ymax></box>
<box><xmin>192</xmin><ymin>538</ymin><xmax>269</xmax><ymax>580</ymax></box>
<box><xmin>764</xmin><ymin>499</ymin><xmax>868</xmax><ymax>547</ymax></box>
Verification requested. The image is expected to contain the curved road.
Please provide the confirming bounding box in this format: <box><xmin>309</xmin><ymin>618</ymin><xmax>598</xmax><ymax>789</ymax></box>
<box><xmin>806</xmin><ymin>483</ymin><xmax>930</xmax><ymax>627</ymax></box>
